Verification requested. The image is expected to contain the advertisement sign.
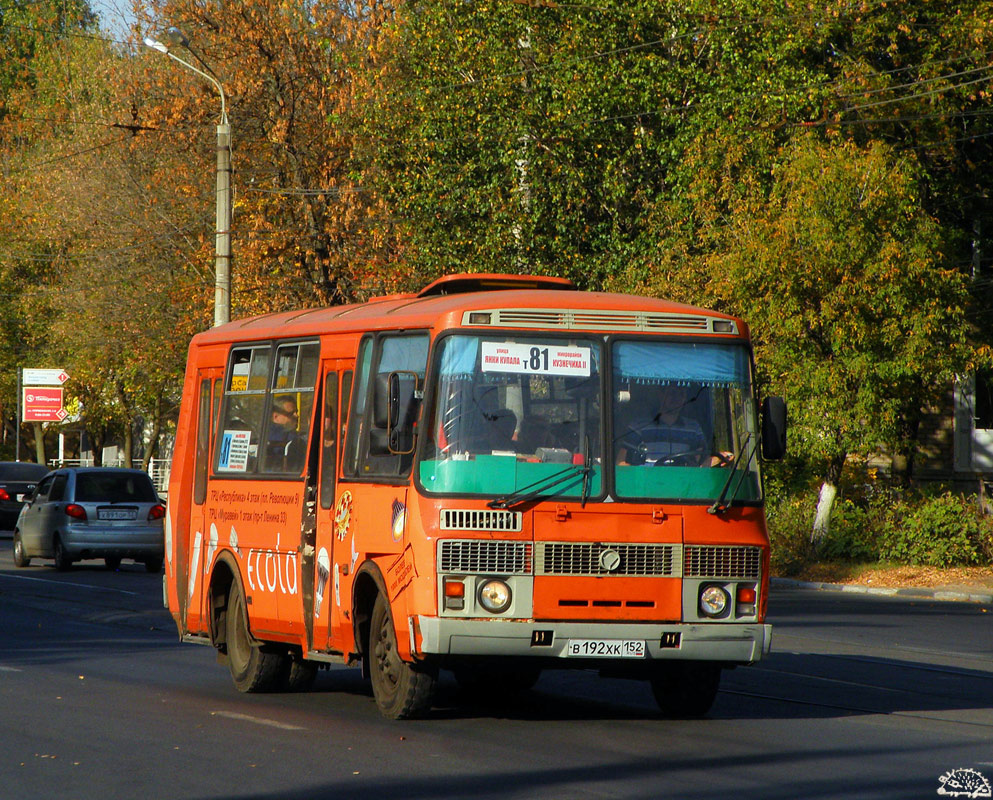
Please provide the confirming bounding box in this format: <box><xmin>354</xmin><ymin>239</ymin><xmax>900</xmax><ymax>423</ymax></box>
<box><xmin>23</xmin><ymin>387</ymin><xmax>67</xmax><ymax>422</ymax></box>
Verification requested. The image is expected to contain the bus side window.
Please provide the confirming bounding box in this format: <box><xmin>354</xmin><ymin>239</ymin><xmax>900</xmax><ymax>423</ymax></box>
<box><xmin>260</xmin><ymin>342</ymin><xmax>320</xmax><ymax>475</ymax></box>
<box><xmin>344</xmin><ymin>334</ymin><xmax>428</xmax><ymax>480</ymax></box>
<box><xmin>320</xmin><ymin>373</ymin><xmax>338</xmax><ymax>509</ymax></box>
<box><xmin>216</xmin><ymin>347</ymin><xmax>271</xmax><ymax>474</ymax></box>
<box><xmin>194</xmin><ymin>378</ymin><xmax>211</xmax><ymax>504</ymax></box>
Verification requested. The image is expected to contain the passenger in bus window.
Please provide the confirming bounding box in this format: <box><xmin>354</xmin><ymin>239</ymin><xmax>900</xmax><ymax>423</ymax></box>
<box><xmin>267</xmin><ymin>396</ymin><xmax>305</xmax><ymax>472</ymax></box>
<box><xmin>616</xmin><ymin>383</ymin><xmax>709</xmax><ymax>467</ymax></box>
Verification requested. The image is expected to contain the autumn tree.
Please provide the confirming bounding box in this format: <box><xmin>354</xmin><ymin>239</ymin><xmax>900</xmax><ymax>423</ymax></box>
<box><xmin>702</xmin><ymin>138</ymin><xmax>972</xmax><ymax>543</ymax></box>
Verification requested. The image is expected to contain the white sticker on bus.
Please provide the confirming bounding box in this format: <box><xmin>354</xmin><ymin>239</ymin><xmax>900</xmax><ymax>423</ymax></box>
<box><xmin>218</xmin><ymin>430</ymin><xmax>252</xmax><ymax>471</ymax></box>
<box><xmin>480</xmin><ymin>343</ymin><xmax>591</xmax><ymax>377</ymax></box>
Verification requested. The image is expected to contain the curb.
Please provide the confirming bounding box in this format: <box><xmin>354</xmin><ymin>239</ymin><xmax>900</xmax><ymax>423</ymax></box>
<box><xmin>772</xmin><ymin>577</ymin><xmax>993</xmax><ymax>606</ymax></box>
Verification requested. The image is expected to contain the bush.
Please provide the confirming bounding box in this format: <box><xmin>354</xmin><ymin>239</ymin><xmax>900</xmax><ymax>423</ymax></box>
<box><xmin>878</xmin><ymin>492</ymin><xmax>982</xmax><ymax>567</ymax></box>
<box><xmin>818</xmin><ymin>499</ymin><xmax>880</xmax><ymax>562</ymax></box>
<box><xmin>765</xmin><ymin>485</ymin><xmax>992</xmax><ymax>570</ymax></box>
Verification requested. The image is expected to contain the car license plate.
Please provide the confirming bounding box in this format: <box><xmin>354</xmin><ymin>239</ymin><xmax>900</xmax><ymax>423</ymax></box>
<box><xmin>15</xmin><ymin>493</ymin><xmax>25</xmax><ymax>502</ymax></box>
<box><xmin>566</xmin><ymin>639</ymin><xmax>646</xmax><ymax>658</ymax></box>
<box><xmin>98</xmin><ymin>509</ymin><xmax>137</xmax><ymax>521</ymax></box>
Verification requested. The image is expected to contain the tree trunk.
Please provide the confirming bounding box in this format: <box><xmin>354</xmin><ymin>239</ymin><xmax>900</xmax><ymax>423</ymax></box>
<box><xmin>811</xmin><ymin>481</ymin><xmax>838</xmax><ymax>545</ymax></box>
<box><xmin>811</xmin><ymin>453</ymin><xmax>847</xmax><ymax>548</ymax></box>
<box><xmin>141</xmin><ymin>397</ymin><xmax>162</xmax><ymax>470</ymax></box>
<box><xmin>32</xmin><ymin>422</ymin><xmax>46</xmax><ymax>466</ymax></box>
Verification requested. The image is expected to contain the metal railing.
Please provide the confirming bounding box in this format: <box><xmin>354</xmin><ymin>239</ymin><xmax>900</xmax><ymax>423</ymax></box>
<box><xmin>46</xmin><ymin>457</ymin><xmax>172</xmax><ymax>496</ymax></box>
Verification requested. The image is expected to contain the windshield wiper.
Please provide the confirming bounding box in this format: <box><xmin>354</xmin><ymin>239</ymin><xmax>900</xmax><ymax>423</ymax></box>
<box><xmin>487</xmin><ymin>462</ymin><xmax>589</xmax><ymax>510</ymax></box>
<box><xmin>707</xmin><ymin>433</ymin><xmax>757</xmax><ymax>515</ymax></box>
<box><xmin>580</xmin><ymin>435</ymin><xmax>592</xmax><ymax>508</ymax></box>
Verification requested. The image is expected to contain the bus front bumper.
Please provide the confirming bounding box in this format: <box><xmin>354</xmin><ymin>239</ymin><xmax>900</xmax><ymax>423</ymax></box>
<box><xmin>415</xmin><ymin>617</ymin><xmax>772</xmax><ymax>664</ymax></box>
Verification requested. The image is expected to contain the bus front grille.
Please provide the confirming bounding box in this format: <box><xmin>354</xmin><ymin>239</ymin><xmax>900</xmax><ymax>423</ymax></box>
<box><xmin>438</xmin><ymin>540</ymin><xmax>532</xmax><ymax>575</ymax></box>
<box><xmin>536</xmin><ymin>542</ymin><xmax>680</xmax><ymax>577</ymax></box>
<box><xmin>684</xmin><ymin>545</ymin><xmax>762</xmax><ymax>579</ymax></box>
<box><xmin>440</xmin><ymin>509</ymin><xmax>523</xmax><ymax>532</ymax></box>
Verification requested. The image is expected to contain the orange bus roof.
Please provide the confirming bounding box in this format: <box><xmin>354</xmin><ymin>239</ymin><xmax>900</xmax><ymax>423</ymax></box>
<box><xmin>191</xmin><ymin>276</ymin><xmax>748</xmax><ymax>346</ymax></box>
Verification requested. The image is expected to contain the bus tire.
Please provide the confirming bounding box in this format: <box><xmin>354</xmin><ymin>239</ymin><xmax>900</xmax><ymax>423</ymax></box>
<box><xmin>282</xmin><ymin>658</ymin><xmax>318</xmax><ymax>692</ymax></box>
<box><xmin>649</xmin><ymin>662</ymin><xmax>721</xmax><ymax>718</ymax></box>
<box><xmin>369</xmin><ymin>593</ymin><xmax>436</xmax><ymax>719</ymax></box>
<box><xmin>12</xmin><ymin>533</ymin><xmax>30</xmax><ymax>568</ymax></box>
<box><xmin>226</xmin><ymin>583</ymin><xmax>285</xmax><ymax>693</ymax></box>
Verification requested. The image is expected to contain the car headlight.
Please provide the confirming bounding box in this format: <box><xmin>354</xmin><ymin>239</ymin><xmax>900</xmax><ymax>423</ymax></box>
<box><xmin>699</xmin><ymin>585</ymin><xmax>729</xmax><ymax>618</ymax></box>
<box><xmin>478</xmin><ymin>579</ymin><xmax>512</xmax><ymax>614</ymax></box>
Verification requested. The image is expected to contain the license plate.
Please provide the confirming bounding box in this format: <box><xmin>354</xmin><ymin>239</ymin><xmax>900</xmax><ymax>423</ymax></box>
<box><xmin>566</xmin><ymin>639</ymin><xmax>646</xmax><ymax>658</ymax></box>
<box><xmin>98</xmin><ymin>509</ymin><xmax>137</xmax><ymax>521</ymax></box>
<box><xmin>15</xmin><ymin>493</ymin><xmax>25</xmax><ymax>502</ymax></box>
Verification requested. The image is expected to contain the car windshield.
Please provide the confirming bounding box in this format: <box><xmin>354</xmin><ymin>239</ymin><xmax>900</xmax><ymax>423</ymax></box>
<box><xmin>0</xmin><ymin>463</ymin><xmax>49</xmax><ymax>481</ymax></box>
<box><xmin>611</xmin><ymin>340</ymin><xmax>761</xmax><ymax>502</ymax></box>
<box><xmin>420</xmin><ymin>334</ymin><xmax>603</xmax><ymax>499</ymax></box>
<box><xmin>75</xmin><ymin>472</ymin><xmax>157</xmax><ymax>503</ymax></box>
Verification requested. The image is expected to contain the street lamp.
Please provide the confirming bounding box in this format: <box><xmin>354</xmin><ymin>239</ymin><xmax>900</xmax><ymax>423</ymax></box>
<box><xmin>144</xmin><ymin>27</ymin><xmax>231</xmax><ymax>327</ymax></box>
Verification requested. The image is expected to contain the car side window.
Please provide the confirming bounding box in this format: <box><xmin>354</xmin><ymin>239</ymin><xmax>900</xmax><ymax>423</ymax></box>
<box><xmin>49</xmin><ymin>474</ymin><xmax>68</xmax><ymax>502</ymax></box>
<box><xmin>32</xmin><ymin>475</ymin><xmax>54</xmax><ymax>503</ymax></box>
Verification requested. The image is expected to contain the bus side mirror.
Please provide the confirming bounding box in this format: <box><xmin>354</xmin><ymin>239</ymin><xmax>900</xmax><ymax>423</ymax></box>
<box><xmin>761</xmin><ymin>396</ymin><xmax>787</xmax><ymax>460</ymax></box>
<box><xmin>388</xmin><ymin>371</ymin><xmax>419</xmax><ymax>455</ymax></box>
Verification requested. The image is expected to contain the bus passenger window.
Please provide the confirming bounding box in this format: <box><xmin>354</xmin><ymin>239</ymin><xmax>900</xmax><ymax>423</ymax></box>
<box><xmin>320</xmin><ymin>374</ymin><xmax>339</xmax><ymax>508</ymax></box>
<box><xmin>261</xmin><ymin>342</ymin><xmax>320</xmax><ymax>475</ymax></box>
<box><xmin>216</xmin><ymin>347</ymin><xmax>271</xmax><ymax>474</ymax></box>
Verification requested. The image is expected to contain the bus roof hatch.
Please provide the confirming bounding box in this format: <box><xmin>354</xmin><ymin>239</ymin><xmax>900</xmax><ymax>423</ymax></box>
<box><xmin>417</xmin><ymin>273</ymin><xmax>576</xmax><ymax>297</ymax></box>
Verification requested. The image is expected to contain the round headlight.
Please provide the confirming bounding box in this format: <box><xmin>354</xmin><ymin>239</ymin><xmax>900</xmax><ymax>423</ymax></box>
<box><xmin>478</xmin><ymin>579</ymin><xmax>512</xmax><ymax>614</ymax></box>
<box><xmin>699</xmin><ymin>585</ymin><xmax>729</xmax><ymax>617</ymax></box>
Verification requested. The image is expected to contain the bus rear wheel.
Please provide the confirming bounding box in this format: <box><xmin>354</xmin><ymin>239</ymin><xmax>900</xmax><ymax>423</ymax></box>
<box><xmin>649</xmin><ymin>662</ymin><xmax>721</xmax><ymax>718</ymax></box>
<box><xmin>225</xmin><ymin>583</ymin><xmax>285</xmax><ymax>693</ymax></box>
<box><xmin>369</xmin><ymin>593</ymin><xmax>436</xmax><ymax>719</ymax></box>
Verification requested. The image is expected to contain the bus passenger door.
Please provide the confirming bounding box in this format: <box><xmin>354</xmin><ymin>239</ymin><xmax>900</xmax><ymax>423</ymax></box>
<box><xmin>187</xmin><ymin>369</ymin><xmax>223</xmax><ymax>635</ymax></box>
<box><xmin>307</xmin><ymin>362</ymin><xmax>351</xmax><ymax>652</ymax></box>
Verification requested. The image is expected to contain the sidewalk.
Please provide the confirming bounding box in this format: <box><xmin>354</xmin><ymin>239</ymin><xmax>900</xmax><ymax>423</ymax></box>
<box><xmin>772</xmin><ymin>564</ymin><xmax>993</xmax><ymax>605</ymax></box>
<box><xmin>772</xmin><ymin>577</ymin><xmax>993</xmax><ymax>604</ymax></box>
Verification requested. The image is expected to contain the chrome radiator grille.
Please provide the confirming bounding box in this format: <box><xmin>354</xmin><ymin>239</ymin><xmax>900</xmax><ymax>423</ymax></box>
<box><xmin>440</xmin><ymin>509</ymin><xmax>522</xmax><ymax>532</ymax></box>
<box><xmin>684</xmin><ymin>546</ymin><xmax>762</xmax><ymax>579</ymax></box>
<box><xmin>438</xmin><ymin>540</ymin><xmax>532</xmax><ymax>575</ymax></box>
<box><xmin>536</xmin><ymin>542</ymin><xmax>679</xmax><ymax>577</ymax></box>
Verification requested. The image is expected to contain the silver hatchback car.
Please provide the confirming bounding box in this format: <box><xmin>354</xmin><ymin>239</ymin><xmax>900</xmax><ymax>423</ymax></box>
<box><xmin>12</xmin><ymin>468</ymin><xmax>165</xmax><ymax>572</ymax></box>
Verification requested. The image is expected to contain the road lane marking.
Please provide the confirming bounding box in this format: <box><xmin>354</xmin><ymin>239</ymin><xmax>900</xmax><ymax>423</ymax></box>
<box><xmin>210</xmin><ymin>711</ymin><xmax>306</xmax><ymax>731</ymax></box>
<box><xmin>0</xmin><ymin>573</ymin><xmax>138</xmax><ymax>596</ymax></box>
<box><xmin>0</xmin><ymin>666</ymin><xmax>23</xmax><ymax>672</ymax></box>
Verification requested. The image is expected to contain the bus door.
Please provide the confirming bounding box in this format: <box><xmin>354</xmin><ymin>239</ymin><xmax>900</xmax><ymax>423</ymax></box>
<box><xmin>187</xmin><ymin>367</ymin><xmax>223</xmax><ymax>634</ymax></box>
<box><xmin>307</xmin><ymin>361</ymin><xmax>352</xmax><ymax>652</ymax></box>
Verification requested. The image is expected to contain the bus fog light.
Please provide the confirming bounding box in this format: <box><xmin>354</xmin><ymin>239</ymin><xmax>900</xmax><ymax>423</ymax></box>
<box><xmin>699</xmin><ymin>585</ymin><xmax>729</xmax><ymax>617</ymax></box>
<box><xmin>478</xmin><ymin>579</ymin><xmax>512</xmax><ymax>614</ymax></box>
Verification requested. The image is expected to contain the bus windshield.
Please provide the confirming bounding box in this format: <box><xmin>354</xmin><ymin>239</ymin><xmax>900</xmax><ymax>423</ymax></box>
<box><xmin>420</xmin><ymin>334</ymin><xmax>603</xmax><ymax>499</ymax></box>
<box><xmin>420</xmin><ymin>334</ymin><xmax>761</xmax><ymax>504</ymax></box>
<box><xmin>611</xmin><ymin>340</ymin><xmax>761</xmax><ymax>502</ymax></box>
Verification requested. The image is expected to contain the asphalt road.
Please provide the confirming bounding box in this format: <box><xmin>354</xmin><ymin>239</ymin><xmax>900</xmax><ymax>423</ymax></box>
<box><xmin>1</xmin><ymin>538</ymin><xmax>991</xmax><ymax>800</ymax></box>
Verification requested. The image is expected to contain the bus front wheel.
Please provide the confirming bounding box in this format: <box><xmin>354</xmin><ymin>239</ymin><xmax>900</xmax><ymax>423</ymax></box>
<box><xmin>369</xmin><ymin>593</ymin><xmax>436</xmax><ymax>719</ymax></box>
<box><xmin>225</xmin><ymin>583</ymin><xmax>285</xmax><ymax>693</ymax></box>
<box><xmin>649</xmin><ymin>662</ymin><xmax>721</xmax><ymax>718</ymax></box>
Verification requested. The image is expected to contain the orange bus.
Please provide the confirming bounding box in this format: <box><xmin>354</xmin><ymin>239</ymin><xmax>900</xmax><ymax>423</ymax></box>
<box><xmin>165</xmin><ymin>273</ymin><xmax>786</xmax><ymax>719</ymax></box>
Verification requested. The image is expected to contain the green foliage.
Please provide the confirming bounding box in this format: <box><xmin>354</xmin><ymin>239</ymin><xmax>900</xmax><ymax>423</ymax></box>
<box><xmin>878</xmin><ymin>493</ymin><xmax>982</xmax><ymax>567</ymax></box>
<box><xmin>768</xmin><ymin>483</ymin><xmax>992</xmax><ymax>570</ymax></box>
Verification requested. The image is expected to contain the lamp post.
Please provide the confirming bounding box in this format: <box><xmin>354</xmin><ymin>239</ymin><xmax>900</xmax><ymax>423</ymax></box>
<box><xmin>144</xmin><ymin>28</ymin><xmax>231</xmax><ymax>326</ymax></box>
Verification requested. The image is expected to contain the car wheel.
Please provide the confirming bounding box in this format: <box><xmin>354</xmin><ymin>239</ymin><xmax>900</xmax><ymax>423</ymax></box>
<box><xmin>369</xmin><ymin>593</ymin><xmax>437</xmax><ymax>719</ymax></box>
<box><xmin>144</xmin><ymin>557</ymin><xmax>163</xmax><ymax>573</ymax></box>
<box><xmin>105</xmin><ymin>556</ymin><xmax>121</xmax><ymax>571</ymax></box>
<box><xmin>225</xmin><ymin>582</ymin><xmax>285</xmax><ymax>693</ymax></box>
<box><xmin>53</xmin><ymin>535</ymin><xmax>72</xmax><ymax>571</ymax></box>
<box><xmin>12</xmin><ymin>532</ymin><xmax>30</xmax><ymax>568</ymax></box>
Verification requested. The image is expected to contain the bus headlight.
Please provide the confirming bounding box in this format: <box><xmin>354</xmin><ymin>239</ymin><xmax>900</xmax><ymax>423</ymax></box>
<box><xmin>699</xmin><ymin>585</ymin><xmax>729</xmax><ymax>618</ymax></box>
<box><xmin>478</xmin><ymin>579</ymin><xmax>512</xmax><ymax>614</ymax></box>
